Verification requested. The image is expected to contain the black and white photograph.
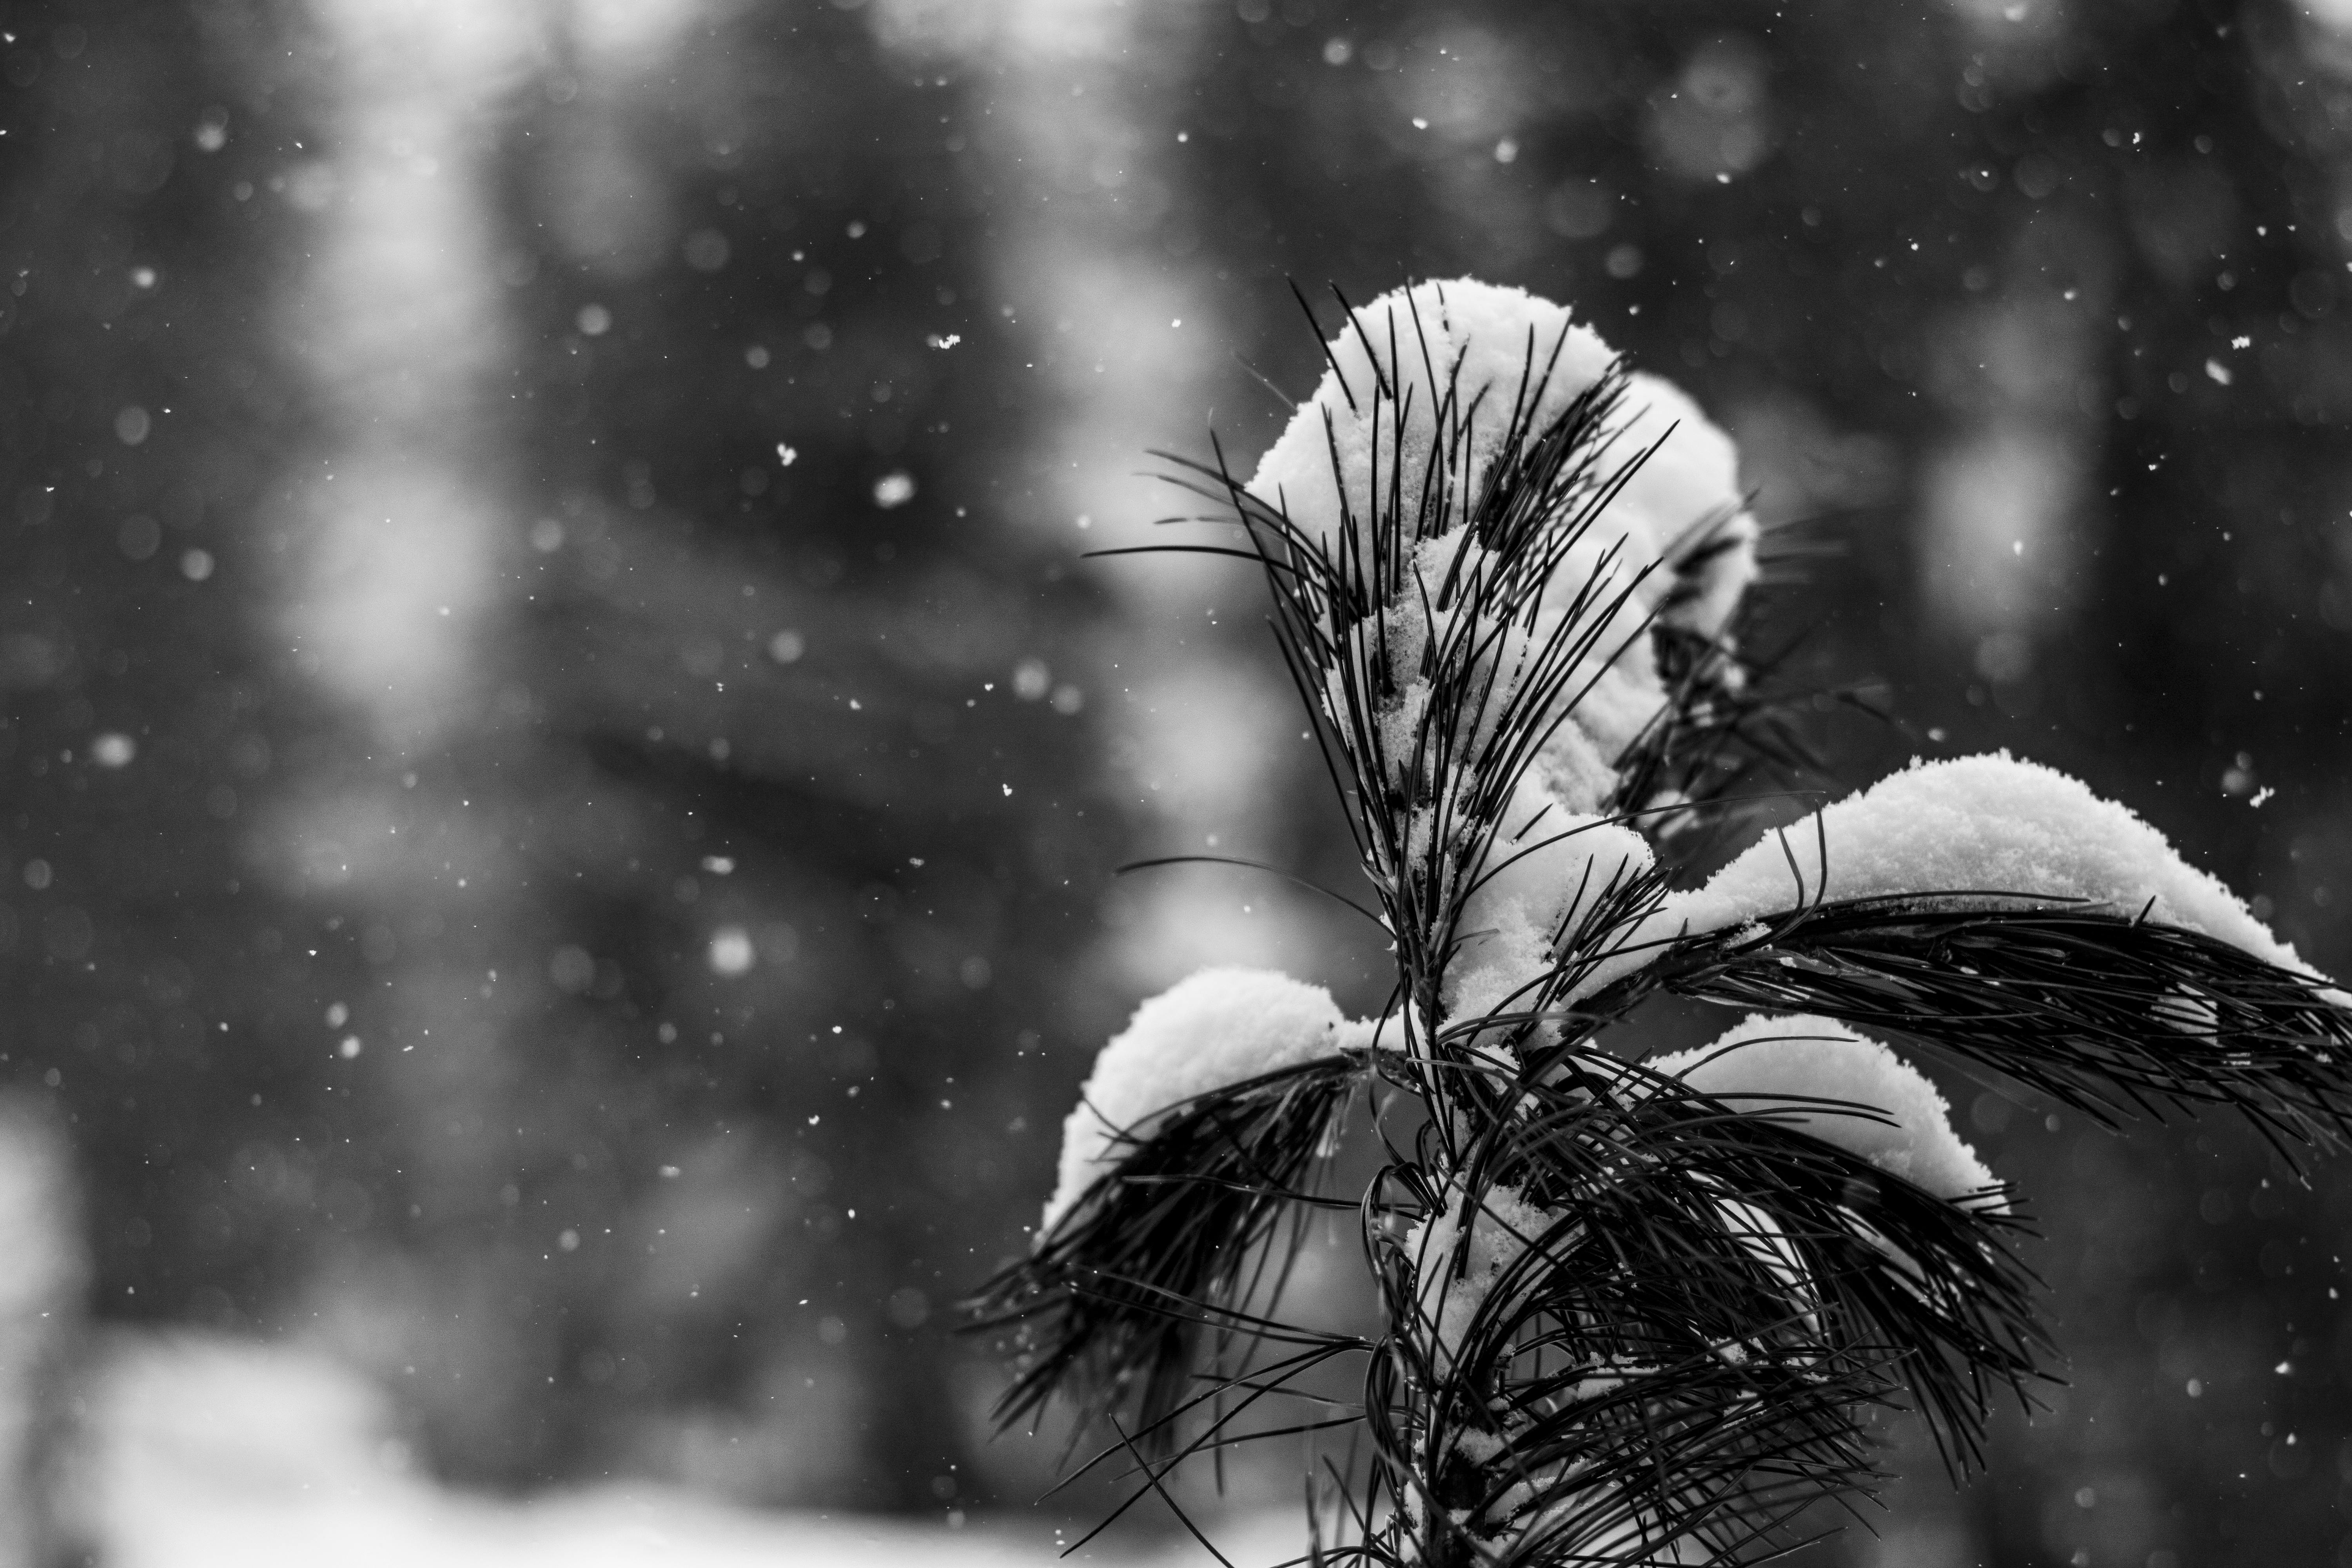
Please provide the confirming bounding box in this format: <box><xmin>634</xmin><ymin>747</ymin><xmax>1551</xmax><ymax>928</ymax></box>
<box><xmin>4</xmin><ymin>1</ymin><xmax>2352</xmax><ymax>1564</ymax></box>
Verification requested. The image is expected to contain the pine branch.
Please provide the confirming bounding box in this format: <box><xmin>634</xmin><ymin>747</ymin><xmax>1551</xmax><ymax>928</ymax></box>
<box><xmin>1635</xmin><ymin>899</ymin><xmax>2352</xmax><ymax>1149</ymax></box>
<box><xmin>969</xmin><ymin>1053</ymin><xmax>1369</xmax><ymax>1452</ymax></box>
<box><xmin>1352</xmin><ymin>1058</ymin><xmax>2045</xmax><ymax>1566</ymax></box>
<box><xmin>981</xmin><ymin>280</ymin><xmax>2352</xmax><ymax>1568</ymax></box>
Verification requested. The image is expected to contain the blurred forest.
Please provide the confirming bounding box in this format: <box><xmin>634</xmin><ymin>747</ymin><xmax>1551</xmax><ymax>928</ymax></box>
<box><xmin>4</xmin><ymin>0</ymin><xmax>2352</xmax><ymax>1563</ymax></box>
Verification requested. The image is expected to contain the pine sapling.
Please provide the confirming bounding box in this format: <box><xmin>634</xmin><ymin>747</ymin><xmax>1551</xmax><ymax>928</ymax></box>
<box><xmin>971</xmin><ymin>278</ymin><xmax>2352</xmax><ymax>1567</ymax></box>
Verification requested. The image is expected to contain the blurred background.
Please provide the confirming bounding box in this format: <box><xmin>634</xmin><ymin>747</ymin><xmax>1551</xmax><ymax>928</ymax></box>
<box><xmin>4</xmin><ymin>0</ymin><xmax>2352</xmax><ymax>1563</ymax></box>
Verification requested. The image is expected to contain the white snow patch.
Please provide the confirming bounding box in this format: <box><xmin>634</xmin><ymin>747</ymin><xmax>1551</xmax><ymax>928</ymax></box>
<box><xmin>86</xmin><ymin>1333</ymin><xmax>1295</xmax><ymax>1568</ymax></box>
<box><xmin>1239</xmin><ymin>281</ymin><xmax>1775</xmax><ymax>1053</ymax></box>
<box><xmin>1042</xmin><ymin>968</ymin><xmax>1371</xmax><ymax>1234</ymax></box>
<box><xmin>1239</xmin><ymin>276</ymin><xmax>1771</xmax><ymax>1083</ymax></box>
<box><xmin>1247</xmin><ymin>278</ymin><xmax>1757</xmax><ymax>673</ymax></box>
<box><xmin>1247</xmin><ymin>280</ymin><xmax>1758</xmax><ymax>831</ymax></box>
<box><xmin>1448</xmin><ymin>777</ymin><xmax>1655</xmax><ymax>1034</ymax></box>
<box><xmin>1406</xmin><ymin>1180</ymin><xmax>1561</xmax><ymax>1369</ymax></box>
<box><xmin>1651</xmin><ymin>1014</ymin><xmax>2000</xmax><ymax>1202</ymax></box>
<box><xmin>1466</xmin><ymin>779</ymin><xmax>1656</xmax><ymax>938</ymax></box>
<box><xmin>1245</xmin><ymin>281</ymin><xmax>1755</xmax><ymax>641</ymax></box>
<box><xmin>1606</xmin><ymin>370</ymin><xmax>1760</xmax><ymax>639</ymax></box>
<box><xmin>1576</xmin><ymin>751</ymin><xmax>2318</xmax><ymax>1002</ymax></box>
<box><xmin>1682</xmin><ymin>753</ymin><xmax>2307</xmax><ymax>965</ymax></box>
<box><xmin>1247</xmin><ymin>279</ymin><xmax>1611</xmax><ymax>555</ymax></box>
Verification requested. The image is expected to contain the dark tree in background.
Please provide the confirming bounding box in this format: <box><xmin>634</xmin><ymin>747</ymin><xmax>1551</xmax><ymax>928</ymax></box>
<box><xmin>422</xmin><ymin>4</ymin><xmax>1122</xmax><ymax>1501</ymax></box>
<box><xmin>0</xmin><ymin>0</ymin><xmax>1120</xmax><ymax>1517</ymax></box>
<box><xmin>0</xmin><ymin>0</ymin><xmax>371</xmax><ymax>1347</ymax></box>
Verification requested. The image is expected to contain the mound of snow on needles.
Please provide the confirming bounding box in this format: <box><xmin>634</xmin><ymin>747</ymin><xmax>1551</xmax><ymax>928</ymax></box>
<box><xmin>1651</xmin><ymin>1013</ymin><xmax>1999</xmax><ymax>1202</ymax></box>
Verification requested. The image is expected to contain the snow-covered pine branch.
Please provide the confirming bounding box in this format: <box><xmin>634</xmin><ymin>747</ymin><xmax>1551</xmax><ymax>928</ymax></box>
<box><xmin>1041</xmin><ymin>967</ymin><xmax>1380</xmax><ymax>1234</ymax></box>
<box><xmin>1648</xmin><ymin>1013</ymin><xmax>1999</xmax><ymax>1203</ymax></box>
<box><xmin>1579</xmin><ymin>750</ymin><xmax>2314</xmax><ymax>992</ymax></box>
<box><xmin>973</xmin><ymin>278</ymin><xmax>2352</xmax><ymax>1568</ymax></box>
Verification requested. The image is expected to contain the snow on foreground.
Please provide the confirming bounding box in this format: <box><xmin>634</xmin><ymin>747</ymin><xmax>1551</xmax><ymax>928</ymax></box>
<box><xmin>1649</xmin><ymin>1014</ymin><xmax>1998</xmax><ymax>1203</ymax></box>
<box><xmin>1245</xmin><ymin>275</ymin><xmax>1760</xmax><ymax>650</ymax></box>
<box><xmin>86</xmin><ymin>1334</ymin><xmax>1297</xmax><ymax>1568</ymax></box>
<box><xmin>1573</xmin><ymin>751</ymin><xmax>2317</xmax><ymax>1002</ymax></box>
<box><xmin>1043</xmin><ymin>968</ymin><xmax>1380</xmax><ymax>1232</ymax></box>
<box><xmin>1675</xmin><ymin>753</ymin><xmax>2301</xmax><ymax>965</ymax></box>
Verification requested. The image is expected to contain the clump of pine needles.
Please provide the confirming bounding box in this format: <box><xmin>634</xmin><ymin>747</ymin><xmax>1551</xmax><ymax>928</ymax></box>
<box><xmin>970</xmin><ymin>284</ymin><xmax>2352</xmax><ymax>1567</ymax></box>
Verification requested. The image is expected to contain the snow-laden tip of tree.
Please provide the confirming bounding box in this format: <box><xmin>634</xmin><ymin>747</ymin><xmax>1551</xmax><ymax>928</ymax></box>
<box><xmin>1651</xmin><ymin>1014</ymin><xmax>1999</xmax><ymax>1204</ymax></box>
<box><xmin>1041</xmin><ymin>967</ymin><xmax>1373</xmax><ymax>1234</ymax></box>
<box><xmin>1225</xmin><ymin>281</ymin><xmax>1773</xmax><ymax>1074</ymax></box>
<box><xmin>1245</xmin><ymin>278</ymin><xmax>1758</xmax><ymax>644</ymax></box>
<box><xmin>1248</xmin><ymin>279</ymin><xmax>1601</xmax><ymax>545</ymax></box>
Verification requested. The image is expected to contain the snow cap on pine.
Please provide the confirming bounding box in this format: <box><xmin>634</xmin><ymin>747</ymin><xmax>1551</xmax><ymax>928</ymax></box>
<box><xmin>1041</xmin><ymin>967</ymin><xmax>1375</xmax><ymax>1235</ymax></box>
<box><xmin>1651</xmin><ymin>1013</ymin><xmax>2000</xmax><ymax>1202</ymax></box>
<box><xmin>1244</xmin><ymin>277</ymin><xmax>1759</xmax><ymax>643</ymax></box>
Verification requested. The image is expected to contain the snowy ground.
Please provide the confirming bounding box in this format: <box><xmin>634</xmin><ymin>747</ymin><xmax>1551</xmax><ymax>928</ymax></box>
<box><xmin>87</xmin><ymin>1335</ymin><xmax>1296</xmax><ymax>1568</ymax></box>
